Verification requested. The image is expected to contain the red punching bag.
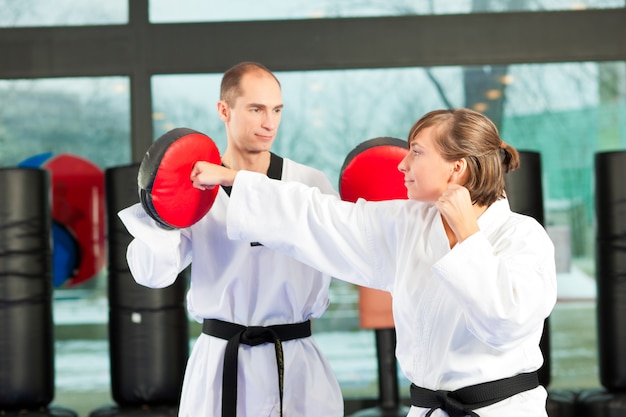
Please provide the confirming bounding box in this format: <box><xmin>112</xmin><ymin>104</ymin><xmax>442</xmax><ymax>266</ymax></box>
<box><xmin>339</xmin><ymin>137</ymin><xmax>410</xmax><ymax>417</ymax></box>
<box><xmin>339</xmin><ymin>137</ymin><xmax>408</xmax><ymax>329</ymax></box>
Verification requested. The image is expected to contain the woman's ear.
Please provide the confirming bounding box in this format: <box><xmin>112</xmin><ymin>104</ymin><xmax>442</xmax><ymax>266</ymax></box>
<box><xmin>450</xmin><ymin>158</ymin><xmax>468</xmax><ymax>184</ymax></box>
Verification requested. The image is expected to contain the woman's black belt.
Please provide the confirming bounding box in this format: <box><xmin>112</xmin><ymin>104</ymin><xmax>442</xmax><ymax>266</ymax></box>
<box><xmin>410</xmin><ymin>371</ymin><xmax>539</xmax><ymax>417</ymax></box>
<box><xmin>202</xmin><ymin>318</ymin><xmax>312</xmax><ymax>417</ymax></box>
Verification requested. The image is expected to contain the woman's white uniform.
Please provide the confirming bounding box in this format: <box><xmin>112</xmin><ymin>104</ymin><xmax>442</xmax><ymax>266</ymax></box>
<box><xmin>226</xmin><ymin>171</ymin><xmax>558</xmax><ymax>417</ymax></box>
<box><xmin>118</xmin><ymin>158</ymin><xmax>343</xmax><ymax>417</ymax></box>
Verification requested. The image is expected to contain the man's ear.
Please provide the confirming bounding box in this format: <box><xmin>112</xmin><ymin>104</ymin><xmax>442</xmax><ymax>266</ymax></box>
<box><xmin>217</xmin><ymin>100</ymin><xmax>229</xmax><ymax>122</ymax></box>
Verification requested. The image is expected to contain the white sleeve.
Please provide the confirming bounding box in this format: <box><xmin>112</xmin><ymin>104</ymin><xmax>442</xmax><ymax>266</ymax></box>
<box><xmin>226</xmin><ymin>170</ymin><xmax>388</xmax><ymax>289</ymax></box>
<box><xmin>303</xmin><ymin>167</ymin><xmax>338</xmax><ymax>197</ymax></box>
<box><xmin>117</xmin><ymin>203</ymin><xmax>191</xmax><ymax>288</ymax></box>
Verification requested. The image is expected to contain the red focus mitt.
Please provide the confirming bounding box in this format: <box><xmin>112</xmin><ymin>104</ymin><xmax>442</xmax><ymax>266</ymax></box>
<box><xmin>339</xmin><ymin>137</ymin><xmax>408</xmax><ymax>329</ymax></box>
<box><xmin>138</xmin><ymin>128</ymin><xmax>221</xmax><ymax>229</ymax></box>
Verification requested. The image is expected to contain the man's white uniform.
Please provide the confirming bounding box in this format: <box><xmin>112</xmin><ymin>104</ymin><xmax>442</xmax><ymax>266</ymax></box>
<box><xmin>118</xmin><ymin>157</ymin><xmax>343</xmax><ymax>417</ymax></box>
<box><xmin>225</xmin><ymin>171</ymin><xmax>558</xmax><ymax>417</ymax></box>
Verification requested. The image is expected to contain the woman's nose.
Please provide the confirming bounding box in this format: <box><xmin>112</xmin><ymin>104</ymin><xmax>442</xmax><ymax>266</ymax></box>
<box><xmin>398</xmin><ymin>154</ymin><xmax>409</xmax><ymax>172</ymax></box>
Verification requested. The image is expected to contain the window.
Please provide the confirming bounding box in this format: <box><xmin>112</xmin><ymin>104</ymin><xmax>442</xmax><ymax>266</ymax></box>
<box><xmin>148</xmin><ymin>0</ymin><xmax>625</xmax><ymax>23</ymax></box>
<box><xmin>0</xmin><ymin>0</ymin><xmax>128</xmax><ymax>27</ymax></box>
<box><xmin>0</xmin><ymin>77</ymin><xmax>131</xmax><ymax>168</ymax></box>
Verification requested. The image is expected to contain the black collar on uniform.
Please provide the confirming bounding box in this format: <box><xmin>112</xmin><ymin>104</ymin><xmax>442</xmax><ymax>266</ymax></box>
<box><xmin>221</xmin><ymin>152</ymin><xmax>283</xmax><ymax>197</ymax></box>
<box><xmin>266</xmin><ymin>151</ymin><xmax>284</xmax><ymax>180</ymax></box>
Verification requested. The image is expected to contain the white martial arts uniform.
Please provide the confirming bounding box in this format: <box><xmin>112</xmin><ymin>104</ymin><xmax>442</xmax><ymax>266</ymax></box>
<box><xmin>118</xmin><ymin>157</ymin><xmax>343</xmax><ymax>417</ymax></box>
<box><xmin>226</xmin><ymin>171</ymin><xmax>558</xmax><ymax>417</ymax></box>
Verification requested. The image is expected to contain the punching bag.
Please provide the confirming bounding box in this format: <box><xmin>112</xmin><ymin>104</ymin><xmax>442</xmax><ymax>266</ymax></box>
<box><xmin>545</xmin><ymin>390</ymin><xmax>578</xmax><ymax>417</ymax></box>
<box><xmin>0</xmin><ymin>168</ymin><xmax>54</xmax><ymax>410</ymax></box>
<box><xmin>595</xmin><ymin>150</ymin><xmax>626</xmax><ymax>390</ymax></box>
<box><xmin>103</xmin><ymin>164</ymin><xmax>189</xmax><ymax>408</ymax></box>
<box><xmin>18</xmin><ymin>153</ymin><xmax>106</xmax><ymax>288</ymax></box>
<box><xmin>504</xmin><ymin>150</ymin><xmax>551</xmax><ymax>388</ymax></box>
<box><xmin>340</xmin><ymin>137</ymin><xmax>408</xmax><ymax>331</ymax></box>
<box><xmin>340</xmin><ymin>137</ymin><xmax>410</xmax><ymax>417</ymax></box>
<box><xmin>576</xmin><ymin>388</ymin><xmax>626</xmax><ymax>416</ymax></box>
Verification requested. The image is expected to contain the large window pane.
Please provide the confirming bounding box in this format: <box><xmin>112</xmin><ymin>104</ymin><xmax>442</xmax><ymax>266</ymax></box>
<box><xmin>2</xmin><ymin>0</ymin><xmax>622</xmax><ymax>26</ymax></box>
<box><xmin>502</xmin><ymin>61</ymin><xmax>626</xmax><ymax>259</ymax></box>
<box><xmin>149</xmin><ymin>0</ymin><xmax>625</xmax><ymax>23</ymax></box>
<box><xmin>153</xmin><ymin>62</ymin><xmax>626</xmax><ymax>195</ymax></box>
<box><xmin>0</xmin><ymin>77</ymin><xmax>131</xmax><ymax>168</ymax></box>
<box><xmin>0</xmin><ymin>0</ymin><xmax>128</xmax><ymax>27</ymax></box>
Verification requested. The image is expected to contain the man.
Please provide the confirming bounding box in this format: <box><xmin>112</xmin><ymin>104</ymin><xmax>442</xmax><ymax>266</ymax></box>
<box><xmin>118</xmin><ymin>62</ymin><xmax>343</xmax><ymax>417</ymax></box>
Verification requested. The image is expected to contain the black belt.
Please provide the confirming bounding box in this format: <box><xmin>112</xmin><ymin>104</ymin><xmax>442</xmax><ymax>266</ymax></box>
<box><xmin>410</xmin><ymin>371</ymin><xmax>539</xmax><ymax>417</ymax></box>
<box><xmin>202</xmin><ymin>318</ymin><xmax>312</xmax><ymax>417</ymax></box>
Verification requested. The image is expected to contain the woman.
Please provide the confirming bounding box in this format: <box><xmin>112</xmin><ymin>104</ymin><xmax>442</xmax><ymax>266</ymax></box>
<box><xmin>191</xmin><ymin>108</ymin><xmax>557</xmax><ymax>417</ymax></box>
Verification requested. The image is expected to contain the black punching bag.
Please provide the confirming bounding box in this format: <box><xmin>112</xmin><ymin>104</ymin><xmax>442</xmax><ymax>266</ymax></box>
<box><xmin>545</xmin><ymin>390</ymin><xmax>578</xmax><ymax>417</ymax></box>
<box><xmin>0</xmin><ymin>168</ymin><xmax>54</xmax><ymax>409</ymax></box>
<box><xmin>576</xmin><ymin>389</ymin><xmax>626</xmax><ymax>416</ymax></box>
<box><xmin>595</xmin><ymin>151</ymin><xmax>626</xmax><ymax>390</ymax></box>
<box><xmin>104</xmin><ymin>164</ymin><xmax>189</xmax><ymax>407</ymax></box>
<box><xmin>504</xmin><ymin>151</ymin><xmax>551</xmax><ymax>387</ymax></box>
